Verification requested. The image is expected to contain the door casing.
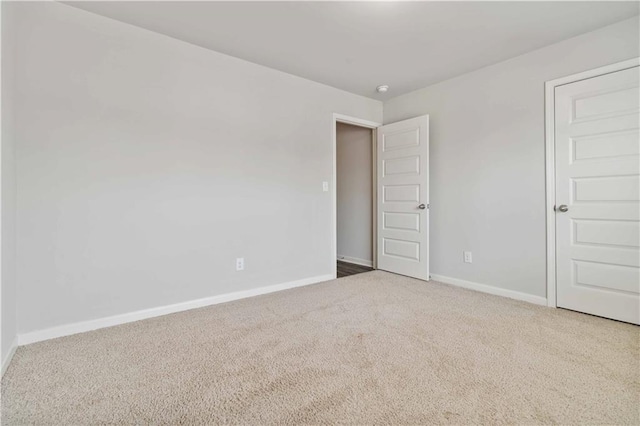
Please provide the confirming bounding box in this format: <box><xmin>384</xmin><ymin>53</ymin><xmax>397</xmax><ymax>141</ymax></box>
<box><xmin>544</xmin><ymin>57</ymin><xmax>640</xmax><ymax>308</ymax></box>
<box><xmin>332</xmin><ymin>113</ymin><xmax>381</xmax><ymax>279</ymax></box>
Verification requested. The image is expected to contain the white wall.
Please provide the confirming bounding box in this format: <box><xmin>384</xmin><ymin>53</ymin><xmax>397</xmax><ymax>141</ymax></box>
<box><xmin>336</xmin><ymin>123</ymin><xmax>372</xmax><ymax>265</ymax></box>
<box><xmin>384</xmin><ymin>17</ymin><xmax>640</xmax><ymax>298</ymax></box>
<box><xmin>10</xmin><ymin>2</ymin><xmax>382</xmax><ymax>335</ymax></box>
<box><xmin>1</xmin><ymin>1</ymin><xmax>18</xmax><ymax>367</ymax></box>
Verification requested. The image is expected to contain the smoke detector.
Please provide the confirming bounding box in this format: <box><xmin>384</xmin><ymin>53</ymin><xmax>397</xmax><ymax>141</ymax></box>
<box><xmin>376</xmin><ymin>85</ymin><xmax>389</xmax><ymax>93</ymax></box>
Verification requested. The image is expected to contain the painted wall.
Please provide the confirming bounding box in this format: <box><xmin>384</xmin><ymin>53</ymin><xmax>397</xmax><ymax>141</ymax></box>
<box><xmin>384</xmin><ymin>17</ymin><xmax>640</xmax><ymax>298</ymax></box>
<box><xmin>1</xmin><ymin>1</ymin><xmax>18</xmax><ymax>368</ymax></box>
<box><xmin>10</xmin><ymin>2</ymin><xmax>382</xmax><ymax>334</ymax></box>
<box><xmin>336</xmin><ymin>123</ymin><xmax>372</xmax><ymax>265</ymax></box>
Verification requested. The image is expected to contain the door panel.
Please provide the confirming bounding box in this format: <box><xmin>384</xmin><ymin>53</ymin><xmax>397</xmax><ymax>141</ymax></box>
<box><xmin>377</xmin><ymin>116</ymin><xmax>429</xmax><ymax>280</ymax></box>
<box><xmin>555</xmin><ymin>66</ymin><xmax>640</xmax><ymax>324</ymax></box>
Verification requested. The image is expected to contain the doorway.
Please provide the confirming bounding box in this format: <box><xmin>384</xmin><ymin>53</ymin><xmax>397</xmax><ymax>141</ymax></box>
<box><xmin>545</xmin><ymin>58</ymin><xmax>640</xmax><ymax>324</ymax></box>
<box><xmin>332</xmin><ymin>113</ymin><xmax>430</xmax><ymax>281</ymax></box>
<box><xmin>336</xmin><ymin>121</ymin><xmax>376</xmax><ymax>278</ymax></box>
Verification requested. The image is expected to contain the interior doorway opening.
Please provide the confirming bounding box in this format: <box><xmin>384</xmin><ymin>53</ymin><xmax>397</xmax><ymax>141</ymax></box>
<box><xmin>332</xmin><ymin>113</ymin><xmax>429</xmax><ymax>281</ymax></box>
<box><xmin>336</xmin><ymin>122</ymin><xmax>376</xmax><ymax>278</ymax></box>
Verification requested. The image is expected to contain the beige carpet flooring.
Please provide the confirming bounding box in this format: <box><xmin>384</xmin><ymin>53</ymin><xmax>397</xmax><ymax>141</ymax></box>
<box><xmin>2</xmin><ymin>271</ymin><xmax>639</xmax><ymax>425</ymax></box>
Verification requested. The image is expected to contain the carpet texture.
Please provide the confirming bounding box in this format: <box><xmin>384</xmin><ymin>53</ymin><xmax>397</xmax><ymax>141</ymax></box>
<box><xmin>2</xmin><ymin>271</ymin><xmax>639</xmax><ymax>424</ymax></box>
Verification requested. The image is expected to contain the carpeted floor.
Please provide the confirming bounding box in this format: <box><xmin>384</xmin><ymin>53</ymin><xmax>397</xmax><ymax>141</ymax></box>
<box><xmin>2</xmin><ymin>271</ymin><xmax>639</xmax><ymax>424</ymax></box>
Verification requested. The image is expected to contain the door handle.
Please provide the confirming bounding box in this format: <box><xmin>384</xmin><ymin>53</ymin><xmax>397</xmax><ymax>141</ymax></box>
<box><xmin>555</xmin><ymin>204</ymin><xmax>569</xmax><ymax>212</ymax></box>
<box><xmin>418</xmin><ymin>204</ymin><xmax>426</xmax><ymax>210</ymax></box>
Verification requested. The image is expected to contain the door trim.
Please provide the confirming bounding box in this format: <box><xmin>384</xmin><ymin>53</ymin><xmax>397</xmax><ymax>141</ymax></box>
<box><xmin>332</xmin><ymin>113</ymin><xmax>381</xmax><ymax>279</ymax></box>
<box><xmin>544</xmin><ymin>57</ymin><xmax>640</xmax><ymax>308</ymax></box>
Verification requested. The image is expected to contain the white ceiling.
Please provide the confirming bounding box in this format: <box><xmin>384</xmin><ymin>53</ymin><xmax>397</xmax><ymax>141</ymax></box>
<box><xmin>65</xmin><ymin>1</ymin><xmax>639</xmax><ymax>100</ymax></box>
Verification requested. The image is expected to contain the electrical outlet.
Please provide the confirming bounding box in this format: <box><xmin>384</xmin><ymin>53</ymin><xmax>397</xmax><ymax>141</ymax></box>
<box><xmin>236</xmin><ymin>257</ymin><xmax>244</xmax><ymax>271</ymax></box>
<box><xmin>463</xmin><ymin>251</ymin><xmax>472</xmax><ymax>263</ymax></box>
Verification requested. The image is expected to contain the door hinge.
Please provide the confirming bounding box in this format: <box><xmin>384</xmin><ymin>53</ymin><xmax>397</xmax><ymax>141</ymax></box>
<box><xmin>427</xmin><ymin>204</ymin><xmax>430</xmax><ymax>209</ymax></box>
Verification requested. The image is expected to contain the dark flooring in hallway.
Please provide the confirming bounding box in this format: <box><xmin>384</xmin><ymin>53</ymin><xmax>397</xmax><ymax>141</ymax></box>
<box><xmin>337</xmin><ymin>260</ymin><xmax>373</xmax><ymax>278</ymax></box>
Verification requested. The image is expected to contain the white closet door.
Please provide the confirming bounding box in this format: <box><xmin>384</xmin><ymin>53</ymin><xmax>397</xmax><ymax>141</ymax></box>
<box><xmin>555</xmin><ymin>66</ymin><xmax>640</xmax><ymax>324</ymax></box>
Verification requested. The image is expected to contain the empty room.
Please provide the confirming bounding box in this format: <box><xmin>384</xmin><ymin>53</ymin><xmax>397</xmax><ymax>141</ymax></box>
<box><xmin>1</xmin><ymin>1</ymin><xmax>639</xmax><ymax>424</ymax></box>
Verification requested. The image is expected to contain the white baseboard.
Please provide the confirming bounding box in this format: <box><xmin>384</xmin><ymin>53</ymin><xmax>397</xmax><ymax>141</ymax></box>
<box><xmin>2</xmin><ymin>336</ymin><xmax>18</xmax><ymax>378</ymax></box>
<box><xmin>430</xmin><ymin>274</ymin><xmax>547</xmax><ymax>306</ymax></box>
<box><xmin>337</xmin><ymin>255</ymin><xmax>373</xmax><ymax>268</ymax></box>
<box><xmin>18</xmin><ymin>274</ymin><xmax>333</xmax><ymax>346</ymax></box>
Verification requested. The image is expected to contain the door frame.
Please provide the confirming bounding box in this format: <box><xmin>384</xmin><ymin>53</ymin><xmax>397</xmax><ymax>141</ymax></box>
<box><xmin>332</xmin><ymin>113</ymin><xmax>382</xmax><ymax>279</ymax></box>
<box><xmin>544</xmin><ymin>57</ymin><xmax>639</xmax><ymax>308</ymax></box>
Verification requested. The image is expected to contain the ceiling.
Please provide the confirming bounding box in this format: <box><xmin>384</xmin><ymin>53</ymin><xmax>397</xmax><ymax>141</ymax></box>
<box><xmin>65</xmin><ymin>1</ymin><xmax>639</xmax><ymax>100</ymax></box>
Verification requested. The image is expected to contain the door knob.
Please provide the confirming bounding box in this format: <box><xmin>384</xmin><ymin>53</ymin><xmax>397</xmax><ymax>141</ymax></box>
<box><xmin>555</xmin><ymin>204</ymin><xmax>569</xmax><ymax>212</ymax></box>
<box><xmin>418</xmin><ymin>204</ymin><xmax>426</xmax><ymax>210</ymax></box>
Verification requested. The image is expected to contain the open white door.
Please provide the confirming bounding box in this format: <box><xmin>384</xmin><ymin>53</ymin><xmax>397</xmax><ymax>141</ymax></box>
<box><xmin>376</xmin><ymin>115</ymin><xmax>429</xmax><ymax>280</ymax></box>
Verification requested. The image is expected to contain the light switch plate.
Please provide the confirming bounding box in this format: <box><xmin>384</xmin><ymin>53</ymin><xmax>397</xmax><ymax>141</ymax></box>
<box><xmin>322</xmin><ymin>181</ymin><xmax>329</xmax><ymax>192</ymax></box>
